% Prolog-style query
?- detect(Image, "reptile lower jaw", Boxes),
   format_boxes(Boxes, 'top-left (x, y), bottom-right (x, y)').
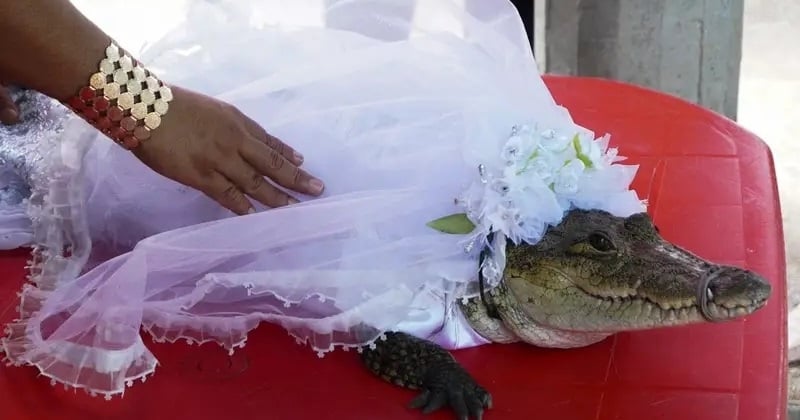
top-left (636, 299), bottom-right (764, 329)
top-left (561, 295), bottom-right (766, 332)
top-left (577, 285), bottom-right (767, 324)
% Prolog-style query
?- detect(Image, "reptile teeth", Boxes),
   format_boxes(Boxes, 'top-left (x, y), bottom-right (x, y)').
top-left (678, 308), bottom-right (689, 319)
top-left (666, 310), bottom-right (677, 323)
top-left (708, 303), bottom-right (723, 318)
top-left (581, 288), bottom-right (757, 320)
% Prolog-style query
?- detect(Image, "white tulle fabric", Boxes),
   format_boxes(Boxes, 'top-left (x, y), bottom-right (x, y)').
top-left (0, 0), bottom-right (644, 398)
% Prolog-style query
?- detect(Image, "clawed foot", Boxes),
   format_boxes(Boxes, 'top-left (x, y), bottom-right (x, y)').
top-left (358, 330), bottom-right (492, 419)
top-left (408, 364), bottom-right (492, 420)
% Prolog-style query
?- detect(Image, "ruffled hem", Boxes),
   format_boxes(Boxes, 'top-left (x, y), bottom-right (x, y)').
top-left (0, 113), bottom-right (168, 398)
top-left (3, 262), bottom-right (403, 399)
top-left (2, 166), bottom-right (471, 397)
top-left (1, 0), bottom-right (646, 400)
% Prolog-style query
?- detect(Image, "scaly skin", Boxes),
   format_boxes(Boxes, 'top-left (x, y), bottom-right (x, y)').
top-left (360, 209), bottom-right (772, 420)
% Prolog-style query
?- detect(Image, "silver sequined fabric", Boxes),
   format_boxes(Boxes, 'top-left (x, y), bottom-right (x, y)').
top-left (0, 87), bottom-right (71, 206)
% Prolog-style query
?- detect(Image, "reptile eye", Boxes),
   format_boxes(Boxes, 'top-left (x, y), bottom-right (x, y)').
top-left (588, 232), bottom-right (615, 252)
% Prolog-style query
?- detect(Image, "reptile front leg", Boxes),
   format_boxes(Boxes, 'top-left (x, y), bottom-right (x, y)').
top-left (360, 331), bottom-right (492, 419)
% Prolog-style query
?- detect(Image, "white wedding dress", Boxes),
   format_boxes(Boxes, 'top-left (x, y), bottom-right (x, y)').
top-left (0, 0), bottom-right (643, 398)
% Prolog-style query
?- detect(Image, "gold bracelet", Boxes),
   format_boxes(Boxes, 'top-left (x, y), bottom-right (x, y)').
top-left (64, 40), bottom-right (173, 150)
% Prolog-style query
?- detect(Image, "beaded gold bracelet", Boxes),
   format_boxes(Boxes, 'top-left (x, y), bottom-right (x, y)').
top-left (64, 40), bottom-right (173, 150)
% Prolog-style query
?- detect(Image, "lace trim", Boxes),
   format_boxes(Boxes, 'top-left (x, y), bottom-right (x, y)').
top-left (0, 117), bottom-right (162, 400)
top-left (3, 116), bottom-right (609, 400)
top-left (141, 273), bottom-right (421, 356)
top-left (1, 127), bottom-right (410, 397)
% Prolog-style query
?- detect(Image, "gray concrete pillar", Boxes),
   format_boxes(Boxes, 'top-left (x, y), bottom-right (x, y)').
top-left (544, 0), bottom-right (744, 120)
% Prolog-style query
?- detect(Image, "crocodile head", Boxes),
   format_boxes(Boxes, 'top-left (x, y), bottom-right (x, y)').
top-left (504, 209), bottom-right (772, 332)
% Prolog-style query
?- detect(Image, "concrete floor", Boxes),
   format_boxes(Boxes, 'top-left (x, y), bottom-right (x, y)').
top-left (737, 0), bottom-right (800, 401)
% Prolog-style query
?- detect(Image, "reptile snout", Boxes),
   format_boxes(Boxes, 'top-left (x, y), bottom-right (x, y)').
top-left (701, 266), bottom-right (772, 311)
top-left (699, 266), bottom-right (772, 320)
top-left (494, 209), bottom-right (774, 334)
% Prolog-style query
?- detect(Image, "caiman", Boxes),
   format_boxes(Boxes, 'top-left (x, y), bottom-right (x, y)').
top-left (0, 89), bottom-right (772, 420)
top-left (360, 208), bottom-right (772, 420)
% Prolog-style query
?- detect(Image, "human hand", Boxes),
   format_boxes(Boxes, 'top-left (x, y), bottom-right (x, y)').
top-left (131, 86), bottom-right (324, 215)
top-left (0, 84), bottom-right (20, 125)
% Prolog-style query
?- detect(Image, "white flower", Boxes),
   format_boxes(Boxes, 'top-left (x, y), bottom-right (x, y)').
top-left (501, 135), bottom-right (524, 163)
top-left (554, 159), bottom-right (584, 195)
top-left (540, 132), bottom-right (570, 153)
top-left (490, 179), bottom-right (511, 195)
top-left (528, 157), bottom-right (554, 183)
top-left (429, 123), bottom-right (637, 251)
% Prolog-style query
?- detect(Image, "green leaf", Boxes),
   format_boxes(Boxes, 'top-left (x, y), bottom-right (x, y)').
top-left (572, 134), bottom-right (594, 169)
top-left (426, 213), bottom-right (476, 234)
top-left (516, 149), bottom-right (540, 175)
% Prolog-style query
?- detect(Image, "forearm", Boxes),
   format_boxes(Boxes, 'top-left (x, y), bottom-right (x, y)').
top-left (0, 0), bottom-right (111, 101)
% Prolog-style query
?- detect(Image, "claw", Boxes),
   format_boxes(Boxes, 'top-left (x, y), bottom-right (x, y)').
top-left (467, 395), bottom-right (486, 419)
top-left (421, 392), bottom-right (447, 414)
top-left (408, 390), bottom-right (430, 409)
top-left (449, 390), bottom-right (468, 419)
top-left (363, 332), bottom-right (491, 419)
top-left (410, 386), bottom-right (492, 419)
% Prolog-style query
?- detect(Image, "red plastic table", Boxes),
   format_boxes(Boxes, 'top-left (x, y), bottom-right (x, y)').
top-left (0, 76), bottom-right (788, 420)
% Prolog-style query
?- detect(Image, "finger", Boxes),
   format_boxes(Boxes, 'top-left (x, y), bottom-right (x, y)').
top-left (204, 173), bottom-right (254, 215)
top-left (0, 86), bottom-right (19, 125)
top-left (223, 158), bottom-right (298, 208)
top-left (237, 110), bottom-right (304, 165)
top-left (240, 136), bottom-right (324, 196)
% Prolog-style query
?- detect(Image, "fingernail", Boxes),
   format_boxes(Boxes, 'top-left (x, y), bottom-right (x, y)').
top-left (307, 179), bottom-right (324, 194)
top-left (293, 151), bottom-right (304, 165)
top-left (288, 197), bottom-right (299, 205)
top-left (247, 207), bottom-right (256, 214)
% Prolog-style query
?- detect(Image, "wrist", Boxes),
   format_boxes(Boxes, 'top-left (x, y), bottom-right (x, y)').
top-left (0, 2), bottom-right (111, 101)
top-left (0, 43), bottom-right (105, 103)
top-left (63, 40), bottom-right (173, 150)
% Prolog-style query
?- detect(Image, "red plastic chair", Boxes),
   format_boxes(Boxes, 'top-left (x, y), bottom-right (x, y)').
top-left (0, 76), bottom-right (788, 420)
